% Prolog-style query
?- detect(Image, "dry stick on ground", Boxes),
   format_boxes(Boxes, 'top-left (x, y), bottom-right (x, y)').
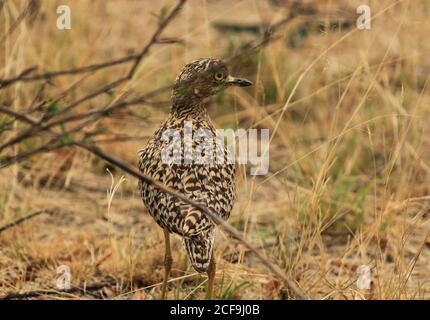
top-left (0, 210), bottom-right (50, 234)
top-left (0, 289), bottom-right (76, 300)
top-left (0, 279), bottom-right (117, 300)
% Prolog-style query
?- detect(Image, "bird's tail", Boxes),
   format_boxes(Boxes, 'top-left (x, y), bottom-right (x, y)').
top-left (182, 228), bottom-right (215, 273)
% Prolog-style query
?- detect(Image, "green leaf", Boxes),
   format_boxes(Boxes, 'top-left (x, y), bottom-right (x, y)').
top-left (94, 125), bottom-right (108, 135)
top-left (219, 280), bottom-right (252, 299)
top-left (159, 5), bottom-right (169, 24)
top-left (0, 115), bottom-right (11, 130)
top-left (58, 133), bottom-right (73, 146)
top-left (47, 100), bottom-right (61, 113)
top-left (150, 5), bottom-right (170, 25)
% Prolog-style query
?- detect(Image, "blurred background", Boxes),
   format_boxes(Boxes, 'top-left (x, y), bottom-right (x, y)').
top-left (0, 0), bottom-right (429, 299)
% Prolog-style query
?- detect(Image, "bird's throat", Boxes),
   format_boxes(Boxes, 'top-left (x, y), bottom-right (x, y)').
top-left (171, 90), bottom-right (211, 118)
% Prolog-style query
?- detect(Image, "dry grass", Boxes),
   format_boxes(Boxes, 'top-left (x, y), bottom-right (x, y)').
top-left (1, 0), bottom-right (430, 299)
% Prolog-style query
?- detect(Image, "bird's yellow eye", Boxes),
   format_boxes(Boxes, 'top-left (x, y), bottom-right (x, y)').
top-left (214, 72), bottom-right (224, 81)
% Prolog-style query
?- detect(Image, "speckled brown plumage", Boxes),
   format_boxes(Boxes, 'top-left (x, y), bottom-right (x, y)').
top-left (138, 58), bottom-right (252, 274)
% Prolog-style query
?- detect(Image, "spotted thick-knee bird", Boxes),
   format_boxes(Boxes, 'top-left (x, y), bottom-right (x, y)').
top-left (138, 58), bottom-right (252, 299)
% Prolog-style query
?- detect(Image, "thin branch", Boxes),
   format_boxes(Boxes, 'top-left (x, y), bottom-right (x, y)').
top-left (40, 92), bottom-right (156, 129)
top-left (0, 83), bottom-right (172, 153)
top-left (0, 0), bottom-right (185, 151)
top-left (0, 0), bottom-right (186, 152)
top-left (126, 0), bottom-right (187, 79)
top-left (0, 55), bottom-right (138, 89)
top-left (226, 14), bottom-right (297, 62)
top-left (0, 107), bottom-right (107, 169)
top-left (73, 141), bottom-right (309, 300)
top-left (0, 0), bottom-right (291, 92)
top-left (0, 279), bottom-right (117, 300)
top-left (0, 139), bottom-right (67, 169)
top-left (0, 0), bottom-right (32, 45)
top-left (0, 0), bottom-right (187, 89)
top-left (225, 3), bottom-right (322, 63)
top-left (0, 289), bottom-right (74, 300)
top-left (0, 210), bottom-right (49, 234)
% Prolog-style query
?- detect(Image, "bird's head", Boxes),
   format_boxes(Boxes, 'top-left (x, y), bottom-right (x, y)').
top-left (172, 58), bottom-right (252, 107)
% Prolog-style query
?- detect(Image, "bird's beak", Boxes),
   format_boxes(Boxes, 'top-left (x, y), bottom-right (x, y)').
top-left (226, 75), bottom-right (253, 87)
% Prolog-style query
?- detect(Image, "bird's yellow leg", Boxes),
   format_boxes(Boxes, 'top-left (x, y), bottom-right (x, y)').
top-left (207, 253), bottom-right (216, 300)
top-left (161, 229), bottom-right (173, 300)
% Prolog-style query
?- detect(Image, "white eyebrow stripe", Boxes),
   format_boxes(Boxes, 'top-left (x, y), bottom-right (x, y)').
top-left (205, 59), bottom-right (211, 70)
top-left (198, 59), bottom-right (206, 68)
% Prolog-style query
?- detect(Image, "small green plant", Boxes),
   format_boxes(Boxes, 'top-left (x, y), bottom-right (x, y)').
top-left (219, 279), bottom-right (252, 300)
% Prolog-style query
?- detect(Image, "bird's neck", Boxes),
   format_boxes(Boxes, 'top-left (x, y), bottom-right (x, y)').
top-left (170, 90), bottom-right (211, 118)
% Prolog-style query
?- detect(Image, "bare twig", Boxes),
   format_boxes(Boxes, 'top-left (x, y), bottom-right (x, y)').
top-left (127, 0), bottom-right (187, 79)
top-left (0, 0), bottom-right (187, 89)
top-left (0, 82), bottom-right (173, 154)
top-left (0, 0), bottom-right (297, 153)
top-left (0, 279), bottom-right (117, 300)
top-left (0, 139), bottom-right (68, 168)
top-left (226, 15), bottom-right (296, 62)
top-left (0, 55), bottom-right (138, 89)
top-left (0, 289), bottom-right (73, 300)
top-left (73, 141), bottom-right (309, 300)
top-left (0, 210), bottom-right (49, 234)
top-left (0, 106), bottom-right (109, 169)
top-left (0, 0), bottom-right (186, 151)
top-left (0, 0), bottom-right (32, 45)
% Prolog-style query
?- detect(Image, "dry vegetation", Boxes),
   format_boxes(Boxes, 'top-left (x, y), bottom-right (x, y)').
top-left (1, 0), bottom-right (430, 300)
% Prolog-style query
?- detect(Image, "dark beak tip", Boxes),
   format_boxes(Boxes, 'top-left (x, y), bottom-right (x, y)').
top-left (240, 80), bottom-right (253, 87)
top-left (235, 78), bottom-right (253, 87)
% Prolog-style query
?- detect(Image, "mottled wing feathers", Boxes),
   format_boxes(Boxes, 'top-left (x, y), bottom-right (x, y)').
top-left (138, 114), bottom-right (236, 272)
